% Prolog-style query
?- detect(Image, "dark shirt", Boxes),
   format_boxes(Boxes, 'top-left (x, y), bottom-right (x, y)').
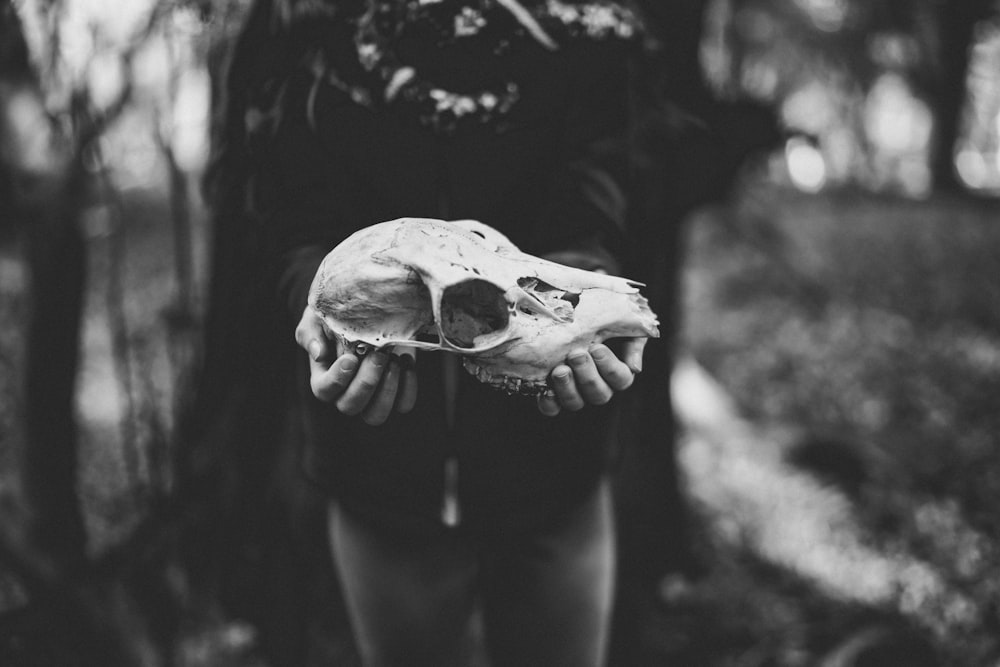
top-left (258, 38), bottom-right (633, 536)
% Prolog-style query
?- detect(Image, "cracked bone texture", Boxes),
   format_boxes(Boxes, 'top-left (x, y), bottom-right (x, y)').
top-left (308, 218), bottom-right (659, 395)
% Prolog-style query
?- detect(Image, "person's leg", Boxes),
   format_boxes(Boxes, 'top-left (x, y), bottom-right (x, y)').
top-left (327, 503), bottom-right (478, 667)
top-left (480, 479), bottom-right (616, 667)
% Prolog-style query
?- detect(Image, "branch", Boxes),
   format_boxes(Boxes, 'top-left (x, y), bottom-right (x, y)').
top-left (75, 0), bottom-right (178, 152)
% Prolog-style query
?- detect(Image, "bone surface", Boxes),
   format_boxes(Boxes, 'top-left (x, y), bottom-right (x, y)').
top-left (308, 218), bottom-right (659, 395)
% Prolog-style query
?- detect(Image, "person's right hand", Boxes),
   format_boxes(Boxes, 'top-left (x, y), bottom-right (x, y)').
top-left (295, 305), bottom-right (417, 425)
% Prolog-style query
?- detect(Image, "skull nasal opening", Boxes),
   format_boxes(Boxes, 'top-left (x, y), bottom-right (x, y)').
top-left (440, 279), bottom-right (510, 349)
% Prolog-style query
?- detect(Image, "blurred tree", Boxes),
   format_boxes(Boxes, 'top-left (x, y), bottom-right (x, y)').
top-left (0, 3), bottom-right (223, 665)
top-left (0, 4), bottom-right (168, 666)
top-left (0, 0), bottom-right (88, 571)
top-left (702, 0), bottom-right (999, 194)
top-left (179, 1), bottom-right (344, 663)
top-left (928, 0), bottom-right (996, 191)
top-left (610, 2), bottom-right (782, 664)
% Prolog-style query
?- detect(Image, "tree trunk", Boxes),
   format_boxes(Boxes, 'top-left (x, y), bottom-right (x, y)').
top-left (23, 185), bottom-right (89, 566)
top-left (610, 3), bottom-right (783, 662)
top-left (930, 0), bottom-right (994, 192)
top-left (0, 0), bottom-right (88, 571)
top-left (176, 3), bottom-right (346, 664)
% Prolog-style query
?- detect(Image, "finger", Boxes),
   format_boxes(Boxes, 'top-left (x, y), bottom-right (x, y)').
top-left (537, 390), bottom-right (561, 417)
top-left (566, 348), bottom-right (613, 406)
top-left (337, 350), bottom-right (390, 416)
top-left (311, 353), bottom-right (359, 402)
top-left (362, 356), bottom-right (401, 425)
top-left (621, 337), bottom-right (647, 374)
top-left (549, 363), bottom-right (585, 411)
top-left (590, 343), bottom-right (634, 392)
top-left (394, 354), bottom-right (418, 414)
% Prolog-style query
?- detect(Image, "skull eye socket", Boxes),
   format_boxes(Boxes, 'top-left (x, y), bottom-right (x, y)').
top-left (439, 279), bottom-right (510, 349)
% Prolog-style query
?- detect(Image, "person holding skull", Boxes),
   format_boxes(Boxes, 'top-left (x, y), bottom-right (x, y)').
top-left (247, 0), bottom-right (654, 664)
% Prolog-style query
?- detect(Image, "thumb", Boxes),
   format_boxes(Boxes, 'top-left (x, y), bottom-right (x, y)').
top-left (295, 307), bottom-right (332, 362)
top-left (621, 338), bottom-right (647, 374)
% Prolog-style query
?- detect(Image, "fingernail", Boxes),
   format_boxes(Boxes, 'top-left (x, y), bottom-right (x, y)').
top-left (308, 340), bottom-right (322, 361)
top-left (553, 368), bottom-right (571, 380)
top-left (568, 350), bottom-right (588, 364)
top-left (629, 358), bottom-right (642, 374)
top-left (590, 345), bottom-right (608, 361)
top-left (341, 356), bottom-right (358, 372)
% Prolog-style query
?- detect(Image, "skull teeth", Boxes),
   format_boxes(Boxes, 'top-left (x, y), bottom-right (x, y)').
top-left (462, 359), bottom-right (549, 396)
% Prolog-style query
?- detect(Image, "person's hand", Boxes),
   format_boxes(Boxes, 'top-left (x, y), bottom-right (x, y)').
top-left (295, 305), bottom-right (417, 425)
top-left (536, 339), bottom-right (646, 417)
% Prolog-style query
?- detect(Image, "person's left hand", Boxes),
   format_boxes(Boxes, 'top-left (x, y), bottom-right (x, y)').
top-left (536, 339), bottom-right (646, 416)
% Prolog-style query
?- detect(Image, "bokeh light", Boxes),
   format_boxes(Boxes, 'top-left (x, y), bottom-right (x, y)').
top-left (786, 136), bottom-right (828, 192)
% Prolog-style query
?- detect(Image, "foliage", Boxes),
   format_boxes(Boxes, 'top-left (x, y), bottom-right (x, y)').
top-left (703, 0), bottom-right (1000, 195)
top-left (682, 179), bottom-right (1000, 665)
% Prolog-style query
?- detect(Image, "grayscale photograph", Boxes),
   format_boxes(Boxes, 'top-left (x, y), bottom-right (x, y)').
top-left (1, 1), bottom-right (999, 665)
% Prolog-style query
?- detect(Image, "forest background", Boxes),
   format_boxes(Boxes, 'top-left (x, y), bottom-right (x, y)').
top-left (2, 0), bottom-right (1000, 665)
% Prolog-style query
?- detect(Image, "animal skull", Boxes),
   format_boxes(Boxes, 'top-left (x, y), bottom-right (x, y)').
top-left (308, 218), bottom-right (659, 395)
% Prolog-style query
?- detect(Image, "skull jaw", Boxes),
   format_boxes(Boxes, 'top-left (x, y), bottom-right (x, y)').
top-left (462, 357), bottom-right (552, 396)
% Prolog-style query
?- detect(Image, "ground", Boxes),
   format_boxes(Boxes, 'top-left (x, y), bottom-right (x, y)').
top-left (670, 182), bottom-right (1000, 666)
